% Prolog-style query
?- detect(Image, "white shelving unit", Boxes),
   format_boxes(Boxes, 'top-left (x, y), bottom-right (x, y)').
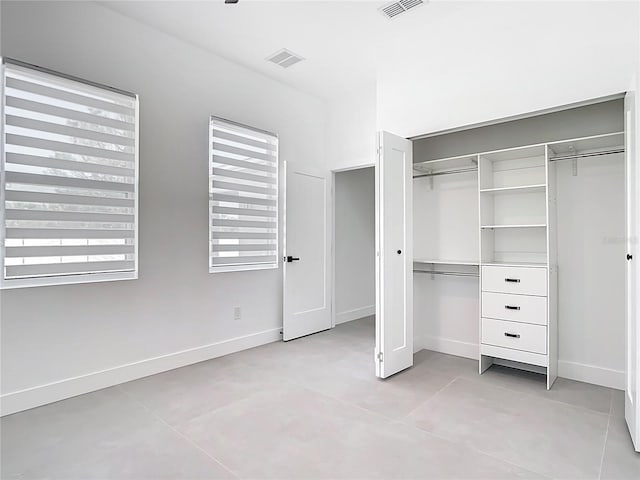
top-left (412, 131), bottom-right (624, 391)
top-left (477, 143), bottom-right (556, 388)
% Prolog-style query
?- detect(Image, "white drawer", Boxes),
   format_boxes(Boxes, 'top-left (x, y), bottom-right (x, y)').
top-left (482, 266), bottom-right (547, 296)
top-left (482, 292), bottom-right (547, 325)
top-left (481, 318), bottom-right (547, 354)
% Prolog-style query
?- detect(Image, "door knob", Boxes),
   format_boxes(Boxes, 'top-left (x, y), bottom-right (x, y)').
top-left (397, 250), bottom-right (402, 255)
top-left (286, 256), bottom-right (300, 263)
top-left (628, 254), bottom-right (633, 261)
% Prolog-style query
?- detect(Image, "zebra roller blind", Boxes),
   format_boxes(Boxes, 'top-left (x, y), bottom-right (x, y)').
top-left (209, 117), bottom-right (279, 272)
top-left (1, 60), bottom-right (138, 287)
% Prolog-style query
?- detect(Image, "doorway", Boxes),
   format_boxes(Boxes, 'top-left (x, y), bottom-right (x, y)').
top-left (332, 166), bottom-right (376, 352)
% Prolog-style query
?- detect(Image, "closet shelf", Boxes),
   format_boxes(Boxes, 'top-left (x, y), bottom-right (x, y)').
top-left (413, 153), bottom-right (478, 175)
top-left (481, 224), bottom-right (547, 229)
top-left (480, 184), bottom-right (546, 195)
top-left (414, 259), bottom-right (479, 266)
top-left (481, 261), bottom-right (548, 268)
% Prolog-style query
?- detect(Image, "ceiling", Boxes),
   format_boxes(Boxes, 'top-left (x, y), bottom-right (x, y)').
top-left (102, 0), bottom-right (639, 112)
top-left (101, 0), bottom-right (470, 100)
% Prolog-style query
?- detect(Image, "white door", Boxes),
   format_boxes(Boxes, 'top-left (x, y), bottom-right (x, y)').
top-left (625, 91), bottom-right (640, 452)
top-left (283, 162), bottom-right (332, 341)
top-left (375, 131), bottom-right (413, 378)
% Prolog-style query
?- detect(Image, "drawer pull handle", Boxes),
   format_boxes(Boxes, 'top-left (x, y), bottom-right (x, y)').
top-left (505, 305), bottom-right (521, 311)
top-left (504, 332), bottom-right (521, 338)
top-left (505, 278), bottom-right (521, 283)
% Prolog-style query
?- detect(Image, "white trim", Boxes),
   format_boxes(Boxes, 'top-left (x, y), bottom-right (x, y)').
top-left (422, 336), bottom-right (478, 360)
top-left (0, 270), bottom-right (138, 290)
top-left (331, 162), bottom-right (376, 174)
top-left (0, 328), bottom-right (281, 417)
top-left (558, 360), bottom-right (624, 391)
top-left (331, 171), bottom-right (336, 328)
top-left (0, 61), bottom-right (6, 289)
top-left (419, 336), bottom-right (624, 390)
top-left (335, 305), bottom-right (375, 325)
top-left (413, 336), bottom-right (423, 354)
top-left (209, 263), bottom-right (278, 274)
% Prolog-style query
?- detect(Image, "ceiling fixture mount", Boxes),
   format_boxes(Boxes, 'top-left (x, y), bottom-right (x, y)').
top-left (224, 0), bottom-right (239, 4)
top-left (379, 0), bottom-right (424, 19)
top-left (266, 49), bottom-right (305, 69)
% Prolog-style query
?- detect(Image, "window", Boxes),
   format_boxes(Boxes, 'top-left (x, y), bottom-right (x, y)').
top-left (1, 59), bottom-right (138, 288)
top-left (209, 117), bottom-right (279, 272)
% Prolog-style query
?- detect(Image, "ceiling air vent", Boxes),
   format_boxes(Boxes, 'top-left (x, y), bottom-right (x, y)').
top-left (379, 0), bottom-right (424, 19)
top-left (266, 49), bottom-right (305, 69)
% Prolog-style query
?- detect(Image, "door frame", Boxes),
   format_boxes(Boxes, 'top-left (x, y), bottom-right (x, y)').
top-left (330, 162), bottom-right (376, 329)
top-left (626, 85), bottom-right (640, 451)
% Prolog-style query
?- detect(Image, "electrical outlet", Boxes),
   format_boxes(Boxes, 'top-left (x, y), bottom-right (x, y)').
top-left (233, 306), bottom-right (241, 321)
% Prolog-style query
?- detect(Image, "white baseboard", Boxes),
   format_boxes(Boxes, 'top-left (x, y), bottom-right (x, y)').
top-left (558, 360), bottom-right (624, 390)
top-left (419, 336), bottom-right (624, 390)
top-left (422, 335), bottom-right (478, 360)
top-left (335, 305), bottom-right (375, 325)
top-left (0, 328), bottom-right (281, 417)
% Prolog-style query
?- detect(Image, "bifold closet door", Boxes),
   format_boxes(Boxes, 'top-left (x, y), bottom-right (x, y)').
top-left (625, 91), bottom-right (640, 452)
top-left (375, 131), bottom-right (413, 378)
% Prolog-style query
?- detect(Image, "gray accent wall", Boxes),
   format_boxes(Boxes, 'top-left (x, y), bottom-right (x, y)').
top-left (413, 99), bottom-right (623, 162)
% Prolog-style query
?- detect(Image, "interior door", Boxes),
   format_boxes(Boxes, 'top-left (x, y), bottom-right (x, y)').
top-left (625, 91), bottom-right (640, 452)
top-left (375, 131), bottom-right (413, 378)
top-left (283, 162), bottom-right (332, 341)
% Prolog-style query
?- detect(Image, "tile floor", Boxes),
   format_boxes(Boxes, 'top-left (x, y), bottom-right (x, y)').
top-left (2, 316), bottom-right (639, 479)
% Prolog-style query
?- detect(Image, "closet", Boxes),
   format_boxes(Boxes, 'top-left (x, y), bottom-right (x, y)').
top-left (410, 131), bottom-right (626, 389)
top-left (375, 95), bottom-right (640, 449)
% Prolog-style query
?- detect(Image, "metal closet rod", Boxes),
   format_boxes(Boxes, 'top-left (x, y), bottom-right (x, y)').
top-left (549, 148), bottom-right (624, 162)
top-left (413, 270), bottom-right (479, 277)
top-left (413, 167), bottom-right (478, 178)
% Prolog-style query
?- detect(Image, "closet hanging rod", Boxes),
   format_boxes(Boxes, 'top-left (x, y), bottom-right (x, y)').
top-left (413, 270), bottom-right (479, 277)
top-left (413, 167), bottom-right (478, 178)
top-left (549, 148), bottom-right (624, 162)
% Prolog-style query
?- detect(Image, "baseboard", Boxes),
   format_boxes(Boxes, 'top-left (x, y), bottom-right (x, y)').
top-left (419, 337), bottom-right (624, 390)
top-left (335, 305), bottom-right (375, 325)
top-left (558, 360), bottom-right (624, 390)
top-left (422, 335), bottom-right (477, 360)
top-left (0, 328), bottom-right (281, 417)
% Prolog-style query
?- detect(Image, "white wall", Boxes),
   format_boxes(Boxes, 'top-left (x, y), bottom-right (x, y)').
top-left (325, 82), bottom-right (376, 171)
top-left (334, 167), bottom-right (375, 324)
top-left (377, 1), bottom-right (639, 138)
top-left (555, 153), bottom-right (626, 388)
top-left (0, 1), bottom-right (326, 415)
top-left (413, 172), bottom-right (480, 358)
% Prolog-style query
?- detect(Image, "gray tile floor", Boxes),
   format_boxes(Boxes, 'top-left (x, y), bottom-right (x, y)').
top-left (2, 316), bottom-right (639, 479)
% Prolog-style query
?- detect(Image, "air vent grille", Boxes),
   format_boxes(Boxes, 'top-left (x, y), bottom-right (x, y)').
top-left (379, 0), bottom-right (424, 19)
top-left (266, 49), bottom-right (305, 69)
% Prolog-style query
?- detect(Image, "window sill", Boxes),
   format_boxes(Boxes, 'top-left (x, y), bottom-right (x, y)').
top-left (0, 271), bottom-right (138, 290)
top-left (209, 264), bottom-right (279, 274)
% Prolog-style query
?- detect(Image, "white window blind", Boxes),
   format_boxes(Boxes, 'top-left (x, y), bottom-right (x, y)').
top-left (1, 60), bottom-right (138, 288)
top-left (209, 117), bottom-right (279, 272)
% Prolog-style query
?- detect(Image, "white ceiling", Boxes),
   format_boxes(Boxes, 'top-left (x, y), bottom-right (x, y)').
top-left (103, 0), bottom-right (639, 111)
top-left (101, 0), bottom-right (468, 100)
